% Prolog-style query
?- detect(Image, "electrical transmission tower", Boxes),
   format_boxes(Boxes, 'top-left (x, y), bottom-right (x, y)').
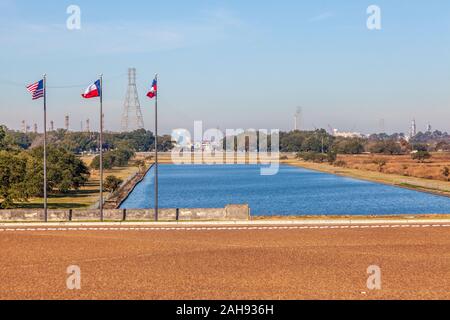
top-left (122, 68), bottom-right (145, 132)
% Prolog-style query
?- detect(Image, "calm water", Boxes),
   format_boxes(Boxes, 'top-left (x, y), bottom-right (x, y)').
top-left (120, 165), bottom-right (450, 216)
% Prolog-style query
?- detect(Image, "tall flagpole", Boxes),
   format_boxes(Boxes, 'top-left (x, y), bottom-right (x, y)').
top-left (154, 74), bottom-right (159, 222)
top-left (43, 74), bottom-right (48, 223)
top-left (99, 74), bottom-right (104, 222)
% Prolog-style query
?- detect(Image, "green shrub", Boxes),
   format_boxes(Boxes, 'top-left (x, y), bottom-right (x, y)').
top-left (104, 176), bottom-right (123, 193)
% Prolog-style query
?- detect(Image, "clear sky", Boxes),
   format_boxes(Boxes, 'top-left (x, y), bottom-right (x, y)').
top-left (1, 0), bottom-right (450, 134)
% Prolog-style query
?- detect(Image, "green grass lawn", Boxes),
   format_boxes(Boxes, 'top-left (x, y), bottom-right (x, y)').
top-left (13, 157), bottom-right (141, 210)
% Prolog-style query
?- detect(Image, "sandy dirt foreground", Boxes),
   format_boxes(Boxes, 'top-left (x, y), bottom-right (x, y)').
top-left (0, 225), bottom-right (450, 300)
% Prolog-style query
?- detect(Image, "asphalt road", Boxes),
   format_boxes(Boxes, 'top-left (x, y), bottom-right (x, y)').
top-left (1, 224), bottom-right (450, 300)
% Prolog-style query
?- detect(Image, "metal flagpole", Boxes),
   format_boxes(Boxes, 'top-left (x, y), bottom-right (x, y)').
top-left (154, 74), bottom-right (159, 222)
top-left (43, 74), bottom-right (48, 223)
top-left (99, 75), bottom-right (104, 222)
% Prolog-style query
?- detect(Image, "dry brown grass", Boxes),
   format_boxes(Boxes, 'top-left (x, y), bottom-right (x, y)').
top-left (282, 153), bottom-right (450, 197)
top-left (336, 153), bottom-right (450, 182)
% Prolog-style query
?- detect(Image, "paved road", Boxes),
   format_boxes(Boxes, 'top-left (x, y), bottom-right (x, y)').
top-left (1, 224), bottom-right (450, 300)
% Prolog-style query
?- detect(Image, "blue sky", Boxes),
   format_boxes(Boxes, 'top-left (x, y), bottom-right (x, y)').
top-left (1, 0), bottom-right (450, 134)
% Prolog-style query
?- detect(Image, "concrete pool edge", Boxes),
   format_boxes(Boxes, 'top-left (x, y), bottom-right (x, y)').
top-left (2, 216), bottom-right (450, 228)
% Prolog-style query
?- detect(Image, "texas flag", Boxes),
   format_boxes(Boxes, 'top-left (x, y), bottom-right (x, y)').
top-left (146, 78), bottom-right (157, 99)
top-left (82, 80), bottom-right (101, 99)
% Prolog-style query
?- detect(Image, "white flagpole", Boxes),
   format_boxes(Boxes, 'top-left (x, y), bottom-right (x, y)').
top-left (43, 74), bottom-right (48, 222)
top-left (99, 75), bottom-right (104, 222)
top-left (154, 74), bottom-right (159, 222)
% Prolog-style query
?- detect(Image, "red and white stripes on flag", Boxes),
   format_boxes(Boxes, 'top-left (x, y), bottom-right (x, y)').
top-left (147, 78), bottom-right (157, 99)
top-left (26, 79), bottom-right (44, 100)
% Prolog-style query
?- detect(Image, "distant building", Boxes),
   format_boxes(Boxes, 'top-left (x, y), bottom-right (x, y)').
top-left (65, 115), bottom-right (70, 131)
top-left (194, 140), bottom-right (221, 152)
top-left (332, 129), bottom-right (365, 139)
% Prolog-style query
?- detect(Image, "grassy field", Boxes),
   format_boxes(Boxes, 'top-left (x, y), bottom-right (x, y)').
top-left (16, 155), bottom-right (147, 210)
top-left (335, 153), bottom-right (450, 181)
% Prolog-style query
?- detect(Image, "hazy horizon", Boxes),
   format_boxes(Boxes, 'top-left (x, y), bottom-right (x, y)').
top-left (1, 0), bottom-right (450, 135)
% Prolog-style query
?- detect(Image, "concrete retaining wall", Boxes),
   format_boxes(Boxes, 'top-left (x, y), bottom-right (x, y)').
top-left (0, 205), bottom-right (250, 222)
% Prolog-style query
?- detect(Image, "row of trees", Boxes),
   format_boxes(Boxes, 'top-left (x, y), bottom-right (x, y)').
top-left (278, 130), bottom-right (449, 155)
top-left (217, 129), bottom-right (440, 165)
top-left (90, 146), bottom-right (136, 170)
top-left (0, 127), bottom-right (174, 154)
top-left (0, 126), bottom-right (36, 151)
top-left (218, 129), bottom-right (448, 157)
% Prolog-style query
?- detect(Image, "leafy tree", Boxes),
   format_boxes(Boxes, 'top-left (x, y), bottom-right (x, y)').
top-left (90, 146), bottom-right (135, 170)
top-left (411, 144), bottom-right (428, 152)
top-left (157, 135), bottom-right (176, 152)
top-left (412, 151), bottom-right (432, 163)
top-left (104, 175), bottom-right (123, 193)
top-left (4, 131), bottom-right (34, 150)
top-left (369, 140), bottom-right (402, 155)
top-left (327, 150), bottom-right (337, 164)
top-left (90, 153), bottom-right (114, 170)
top-left (135, 160), bottom-right (147, 173)
top-left (279, 131), bottom-right (306, 152)
top-left (28, 146), bottom-right (90, 194)
top-left (297, 152), bottom-right (327, 163)
top-left (332, 138), bottom-right (365, 154)
top-left (0, 126), bottom-right (6, 150)
top-left (435, 141), bottom-right (450, 152)
top-left (0, 151), bottom-right (29, 208)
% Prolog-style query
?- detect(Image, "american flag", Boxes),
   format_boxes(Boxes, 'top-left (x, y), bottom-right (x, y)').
top-left (26, 79), bottom-right (44, 100)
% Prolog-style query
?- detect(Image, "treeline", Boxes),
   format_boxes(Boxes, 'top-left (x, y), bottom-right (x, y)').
top-left (1, 127), bottom-right (174, 154)
top-left (221, 130), bottom-right (448, 166)
top-left (280, 130), bottom-right (450, 155)
top-left (221, 129), bottom-right (445, 155)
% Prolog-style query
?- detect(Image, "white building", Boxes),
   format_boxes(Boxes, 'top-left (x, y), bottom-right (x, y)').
top-left (332, 129), bottom-right (365, 139)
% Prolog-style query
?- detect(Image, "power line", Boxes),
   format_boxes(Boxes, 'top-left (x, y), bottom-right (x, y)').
top-left (0, 73), bottom-right (126, 89)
